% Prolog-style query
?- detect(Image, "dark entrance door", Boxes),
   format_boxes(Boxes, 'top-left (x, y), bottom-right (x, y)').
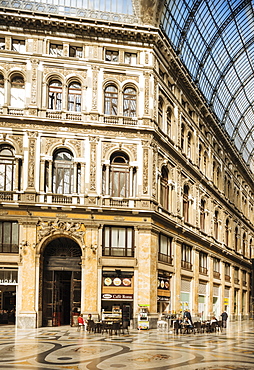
top-left (42, 237), bottom-right (81, 327)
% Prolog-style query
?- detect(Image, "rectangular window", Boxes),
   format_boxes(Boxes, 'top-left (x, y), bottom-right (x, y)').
top-left (49, 43), bottom-right (63, 56)
top-left (234, 268), bottom-right (239, 284)
top-left (105, 50), bottom-right (119, 62)
top-left (0, 38), bottom-right (5, 50)
top-left (213, 258), bottom-right (220, 279)
top-left (12, 39), bottom-right (25, 53)
top-left (69, 45), bottom-right (83, 58)
top-left (159, 234), bottom-right (172, 264)
top-left (103, 226), bottom-right (134, 257)
top-left (199, 252), bottom-right (208, 274)
top-left (181, 244), bottom-right (192, 270)
top-left (225, 263), bottom-right (230, 282)
top-left (124, 52), bottom-right (137, 64)
top-left (0, 221), bottom-right (19, 253)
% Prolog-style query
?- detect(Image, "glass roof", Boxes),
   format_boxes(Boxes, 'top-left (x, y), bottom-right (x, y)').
top-left (161, 0), bottom-right (254, 173)
top-left (1, 0), bottom-right (137, 23)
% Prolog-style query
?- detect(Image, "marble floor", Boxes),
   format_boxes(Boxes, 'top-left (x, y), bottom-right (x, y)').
top-left (0, 320), bottom-right (254, 370)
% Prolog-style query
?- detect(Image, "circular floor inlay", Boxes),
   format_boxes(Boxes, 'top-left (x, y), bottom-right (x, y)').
top-left (57, 357), bottom-right (73, 360)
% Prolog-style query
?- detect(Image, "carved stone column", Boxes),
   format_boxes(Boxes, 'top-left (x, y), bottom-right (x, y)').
top-left (83, 222), bottom-right (99, 317)
top-left (136, 226), bottom-right (158, 328)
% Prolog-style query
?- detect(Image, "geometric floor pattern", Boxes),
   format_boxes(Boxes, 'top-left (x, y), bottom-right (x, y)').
top-left (0, 320), bottom-right (254, 369)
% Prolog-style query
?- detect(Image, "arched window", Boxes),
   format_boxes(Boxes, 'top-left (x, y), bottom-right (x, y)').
top-left (68, 82), bottom-right (81, 112)
top-left (0, 145), bottom-right (15, 191)
top-left (10, 75), bottom-right (25, 107)
top-left (199, 145), bottom-right (202, 168)
top-left (123, 86), bottom-right (137, 117)
top-left (242, 233), bottom-right (246, 256)
top-left (203, 151), bottom-right (208, 176)
top-left (183, 184), bottom-right (189, 222)
top-left (160, 166), bottom-right (169, 210)
top-left (158, 97), bottom-right (163, 129)
top-left (234, 226), bottom-right (238, 251)
top-left (187, 131), bottom-right (192, 158)
top-left (181, 124), bottom-right (185, 150)
top-left (104, 85), bottom-right (118, 115)
top-left (166, 107), bottom-right (172, 136)
top-left (214, 210), bottom-right (219, 240)
top-left (52, 149), bottom-right (74, 194)
top-left (48, 79), bottom-right (62, 110)
top-left (200, 199), bottom-right (205, 231)
top-left (109, 151), bottom-right (131, 197)
top-left (225, 218), bottom-right (229, 246)
top-left (0, 74), bottom-right (4, 106)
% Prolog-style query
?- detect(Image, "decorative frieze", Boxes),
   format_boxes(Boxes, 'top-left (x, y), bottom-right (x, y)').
top-left (37, 218), bottom-right (85, 244)
top-left (68, 139), bottom-right (82, 157)
top-left (89, 137), bottom-right (97, 191)
top-left (9, 135), bottom-right (24, 154)
top-left (27, 132), bottom-right (37, 189)
top-left (143, 147), bottom-right (149, 194)
top-left (31, 59), bottom-right (39, 105)
top-left (102, 142), bottom-right (116, 159)
top-left (92, 66), bottom-right (99, 111)
top-left (104, 73), bottom-right (139, 83)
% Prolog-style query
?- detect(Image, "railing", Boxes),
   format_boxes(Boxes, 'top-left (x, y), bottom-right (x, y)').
top-left (158, 253), bottom-right (173, 265)
top-left (66, 112), bottom-right (82, 121)
top-left (8, 108), bottom-right (24, 116)
top-left (104, 116), bottom-right (120, 124)
top-left (181, 260), bottom-right (192, 270)
top-left (213, 271), bottom-right (220, 279)
top-left (104, 116), bottom-right (138, 125)
top-left (102, 247), bottom-right (135, 257)
top-left (199, 266), bottom-right (208, 275)
top-left (46, 111), bottom-right (62, 119)
top-left (0, 191), bottom-right (20, 201)
top-left (52, 194), bottom-right (73, 204)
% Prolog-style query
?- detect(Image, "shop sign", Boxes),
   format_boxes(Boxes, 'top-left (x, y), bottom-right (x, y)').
top-left (157, 296), bottom-right (170, 301)
top-left (103, 276), bottom-right (132, 287)
top-left (157, 276), bottom-right (170, 290)
top-left (102, 293), bottom-right (133, 300)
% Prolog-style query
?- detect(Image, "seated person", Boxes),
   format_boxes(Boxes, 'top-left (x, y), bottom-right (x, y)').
top-left (77, 315), bottom-right (84, 331)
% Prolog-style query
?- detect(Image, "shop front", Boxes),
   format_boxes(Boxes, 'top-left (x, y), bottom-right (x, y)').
top-left (0, 268), bottom-right (18, 324)
top-left (101, 269), bottom-right (134, 325)
top-left (157, 273), bottom-right (171, 318)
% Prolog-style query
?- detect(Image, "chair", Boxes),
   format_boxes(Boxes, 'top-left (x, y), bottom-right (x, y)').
top-left (217, 320), bottom-right (223, 332)
top-left (120, 320), bottom-right (129, 334)
top-left (87, 320), bottom-right (95, 333)
top-left (109, 322), bottom-right (120, 335)
top-left (193, 321), bottom-right (202, 334)
top-left (173, 320), bottom-right (181, 334)
top-left (210, 322), bottom-right (217, 333)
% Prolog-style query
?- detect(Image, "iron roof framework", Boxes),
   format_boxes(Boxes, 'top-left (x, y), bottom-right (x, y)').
top-left (161, 0), bottom-right (254, 173)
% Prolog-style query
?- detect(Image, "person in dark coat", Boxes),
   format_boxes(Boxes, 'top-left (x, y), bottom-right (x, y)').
top-left (184, 309), bottom-right (193, 325)
top-left (221, 311), bottom-right (228, 328)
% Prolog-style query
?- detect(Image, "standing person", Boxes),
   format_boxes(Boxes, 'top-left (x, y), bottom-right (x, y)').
top-left (184, 309), bottom-right (193, 325)
top-left (221, 311), bottom-right (228, 328)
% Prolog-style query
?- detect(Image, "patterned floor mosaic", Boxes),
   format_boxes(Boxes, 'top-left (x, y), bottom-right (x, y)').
top-left (0, 320), bottom-right (253, 369)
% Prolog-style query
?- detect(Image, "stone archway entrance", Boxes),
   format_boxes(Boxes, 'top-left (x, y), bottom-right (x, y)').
top-left (42, 237), bottom-right (82, 327)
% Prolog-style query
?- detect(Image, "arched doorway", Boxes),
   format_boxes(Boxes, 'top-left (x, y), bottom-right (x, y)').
top-left (42, 237), bottom-right (82, 327)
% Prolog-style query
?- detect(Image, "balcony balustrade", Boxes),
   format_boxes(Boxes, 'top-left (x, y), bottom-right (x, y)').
top-left (213, 271), bottom-right (220, 279)
top-left (181, 260), bottom-right (192, 270)
top-left (199, 266), bottom-right (208, 275)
